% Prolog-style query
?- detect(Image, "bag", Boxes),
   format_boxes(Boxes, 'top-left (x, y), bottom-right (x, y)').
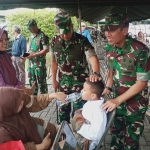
top-left (0, 140), bottom-right (25, 150)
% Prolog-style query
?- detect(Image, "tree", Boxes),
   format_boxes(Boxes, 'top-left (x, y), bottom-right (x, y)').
top-left (6, 9), bottom-right (57, 41)
top-left (6, 9), bottom-right (80, 42)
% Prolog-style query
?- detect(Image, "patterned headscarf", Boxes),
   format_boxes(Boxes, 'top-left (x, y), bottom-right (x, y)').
top-left (0, 29), bottom-right (18, 86)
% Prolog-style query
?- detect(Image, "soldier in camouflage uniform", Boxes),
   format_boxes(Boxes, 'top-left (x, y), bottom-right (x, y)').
top-left (26, 19), bottom-right (49, 95)
top-left (102, 13), bottom-right (150, 150)
top-left (50, 11), bottom-right (100, 124)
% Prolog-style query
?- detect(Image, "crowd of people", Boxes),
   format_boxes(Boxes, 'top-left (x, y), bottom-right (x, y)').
top-left (0, 11), bottom-right (150, 150)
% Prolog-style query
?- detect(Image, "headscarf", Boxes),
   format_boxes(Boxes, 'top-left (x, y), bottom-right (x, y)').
top-left (0, 29), bottom-right (18, 86)
top-left (0, 87), bottom-right (42, 144)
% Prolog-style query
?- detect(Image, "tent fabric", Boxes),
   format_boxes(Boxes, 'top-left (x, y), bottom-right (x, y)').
top-left (0, 0), bottom-right (150, 23)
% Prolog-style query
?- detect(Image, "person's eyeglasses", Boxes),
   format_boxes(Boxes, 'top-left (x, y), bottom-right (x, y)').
top-left (81, 25), bottom-right (85, 27)
top-left (0, 38), bottom-right (9, 42)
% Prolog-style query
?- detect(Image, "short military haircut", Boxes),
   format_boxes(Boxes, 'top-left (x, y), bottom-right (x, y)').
top-left (12, 25), bottom-right (21, 33)
top-left (85, 80), bottom-right (105, 98)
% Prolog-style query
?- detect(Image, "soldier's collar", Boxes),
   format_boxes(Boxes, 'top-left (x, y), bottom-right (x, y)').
top-left (114, 38), bottom-right (132, 55)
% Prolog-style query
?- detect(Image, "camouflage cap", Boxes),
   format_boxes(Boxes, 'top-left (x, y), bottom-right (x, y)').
top-left (54, 11), bottom-right (72, 34)
top-left (105, 13), bottom-right (128, 31)
top-left (26, 19), bottom-right (37, 30)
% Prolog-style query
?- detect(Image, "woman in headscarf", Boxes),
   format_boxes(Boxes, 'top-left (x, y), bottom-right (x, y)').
top-left (0, 87), bottom-right (67, 150)
top-left (0, 29), bottom-right (34, 94)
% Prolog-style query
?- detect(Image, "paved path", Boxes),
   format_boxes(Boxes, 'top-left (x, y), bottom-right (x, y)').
top-left (27, 40), bottom-right (150, 150)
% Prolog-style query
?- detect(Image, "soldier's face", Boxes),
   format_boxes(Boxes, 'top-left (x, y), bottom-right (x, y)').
top-left (29, 25), bottom-right (38, 34)
top-left (60, 27), bottom-right (73, 41)
top-left (105, 27), bottom-right (128, 47)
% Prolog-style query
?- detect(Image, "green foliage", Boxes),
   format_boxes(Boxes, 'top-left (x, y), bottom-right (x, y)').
top-left (5, 9), bottom-right (87, 42)
top-left (71, 16), bottom-right (79, 32)
top-left (6, 9), bottom-right (57, 41)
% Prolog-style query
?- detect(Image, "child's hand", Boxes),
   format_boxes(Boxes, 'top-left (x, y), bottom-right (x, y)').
top-left (41, 133), bottom-right (51, 149)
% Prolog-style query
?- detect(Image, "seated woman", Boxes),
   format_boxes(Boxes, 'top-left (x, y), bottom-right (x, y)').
top-left (0, 87), bottom-right (67, 150)
top-left (0, 29), bottom-right (34, 94)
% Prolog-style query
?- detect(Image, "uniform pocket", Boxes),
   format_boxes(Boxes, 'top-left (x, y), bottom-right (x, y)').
top-left (121, 57), bottom-right (136, 76)
top-left (69, 44), bottom-right (83, 61)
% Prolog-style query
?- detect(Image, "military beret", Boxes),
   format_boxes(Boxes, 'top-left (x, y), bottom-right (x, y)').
top-left (54, 11), bottom-right (72, 34)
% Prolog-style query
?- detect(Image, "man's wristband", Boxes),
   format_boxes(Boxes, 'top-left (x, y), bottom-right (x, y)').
top-left (105, 86), bottom-right (112, 92)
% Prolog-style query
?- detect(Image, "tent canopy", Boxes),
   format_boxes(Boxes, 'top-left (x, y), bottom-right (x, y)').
top-left (1, 0), bottom-right (150, 23)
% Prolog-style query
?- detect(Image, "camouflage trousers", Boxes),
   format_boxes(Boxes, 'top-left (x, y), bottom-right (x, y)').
top-left (28, 67), bottom-right (48, 95)
top-left (71, 109), bottom-right (87, 149)
top-left (58, 98), bottom-right (86, 124)
top-left (110, 96), bottom-right (148, 150)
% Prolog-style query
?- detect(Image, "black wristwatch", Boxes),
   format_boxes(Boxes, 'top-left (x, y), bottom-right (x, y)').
top-left (93, 72), bottom-right (101, 77)
top-left (105, 86), bottom-right (113, 92)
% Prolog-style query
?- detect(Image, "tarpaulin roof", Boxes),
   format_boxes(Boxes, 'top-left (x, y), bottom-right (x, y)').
top-left (0, 0), bottom-right (150, 23)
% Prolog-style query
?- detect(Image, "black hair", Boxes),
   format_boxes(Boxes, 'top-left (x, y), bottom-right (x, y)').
top-left (120, 21), bottom-right (129, 30)
top-left (85, 80), bottom-right (105, 98)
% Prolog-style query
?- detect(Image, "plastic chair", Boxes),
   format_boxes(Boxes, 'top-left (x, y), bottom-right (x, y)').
top-left (51, 120), bottom-right (82, 150)
top-left (94, 109), bottom-right (116, 150)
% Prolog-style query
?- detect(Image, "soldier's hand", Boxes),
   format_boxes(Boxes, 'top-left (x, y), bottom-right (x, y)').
top-left (102, 88), bottom-right (111, 95)
top-left (52, 80), bottom-right (59, 92)
top-left (20, 57), bottom-right (26, 63)
top-left (87, 74), bottom-right (101, 82)
top-left (102, 99), bottom-right (120, 113)
top-left (27, 53), bottom-right (36, 59)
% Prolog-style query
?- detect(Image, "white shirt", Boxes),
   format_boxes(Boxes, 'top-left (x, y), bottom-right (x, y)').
top-left (77, 98), bottom-right (107, 150)
top-left (14, 34), bottom-right (21, 40)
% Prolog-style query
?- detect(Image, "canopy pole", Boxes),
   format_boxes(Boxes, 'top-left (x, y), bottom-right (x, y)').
top-left (126, 7), bottom-right (127, 13)
top-left (78, 0), bottom-right (82, 34)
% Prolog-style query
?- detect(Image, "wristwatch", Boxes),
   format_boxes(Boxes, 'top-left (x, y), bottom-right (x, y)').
top-left (105, 86), bottom-right (113, 92)
top-left (93, 72), bottom-right (101, 77)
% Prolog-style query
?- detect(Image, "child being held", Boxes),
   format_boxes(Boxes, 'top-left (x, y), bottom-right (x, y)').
top-left (71, 80), bottom-right (107, 150)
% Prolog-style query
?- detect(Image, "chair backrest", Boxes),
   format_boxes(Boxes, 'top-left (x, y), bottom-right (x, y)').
top-left (51, 121), bottom-right (82, 150)
top-left (95, 109), bottom-right (116, 150)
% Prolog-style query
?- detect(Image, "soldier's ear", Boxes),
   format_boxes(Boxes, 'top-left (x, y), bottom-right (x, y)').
top-left (123, 27), bottom-right (128, 35)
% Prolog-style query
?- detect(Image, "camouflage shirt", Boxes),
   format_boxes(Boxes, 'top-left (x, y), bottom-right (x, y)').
top-left (106, 38), bottom-right (150, 98)
top-left (50, 32), bottom-right (96, 92)
top-left (28, 29), bottom-right (49, 68)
